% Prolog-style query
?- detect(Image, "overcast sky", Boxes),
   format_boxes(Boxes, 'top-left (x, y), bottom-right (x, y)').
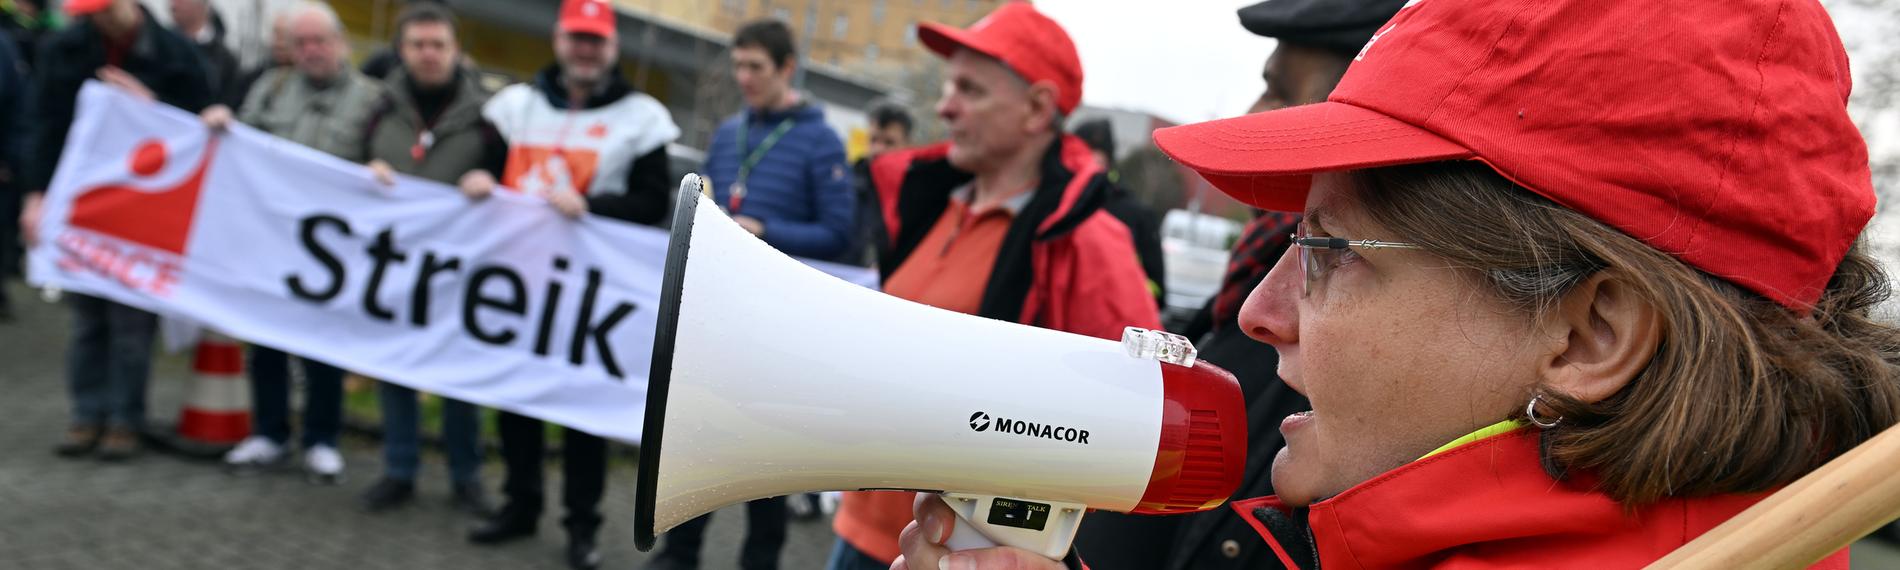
top-left (1037, 0), bottom-right (1278, 125)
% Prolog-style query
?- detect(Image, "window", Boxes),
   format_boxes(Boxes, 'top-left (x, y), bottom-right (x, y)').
top-left (864, 44), bottom-right (880, 63)
top-left (904, 20), bottom-right (918, 46)
top-left (721, 0), bottom-right (742, 16)
top-left (834, 13), bottom-right (849, 39)
top-left (872, 0), bottom-right (886, 24)
top-left (966, 0), bottom-right (978, 12)
top-left (772, 7), bottom-right (792, 23)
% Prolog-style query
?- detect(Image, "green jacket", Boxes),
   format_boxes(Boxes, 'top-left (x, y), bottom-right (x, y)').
top-left (364, 68), bottom-right (503, 185)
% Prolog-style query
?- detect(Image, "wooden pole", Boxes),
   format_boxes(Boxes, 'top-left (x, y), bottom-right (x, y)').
top-left (1648, 423), bottom-right (1900, 568)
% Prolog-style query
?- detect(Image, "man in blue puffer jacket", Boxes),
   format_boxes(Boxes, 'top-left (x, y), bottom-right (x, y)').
top-left (699, 19), bottom-right (855, 264)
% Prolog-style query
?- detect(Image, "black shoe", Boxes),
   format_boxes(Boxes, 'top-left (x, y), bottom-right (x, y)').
top-left (567, 533), bottom-right (601, 570)
top-left (641, 553), bottom-right (695, 570)
top-left (451, 480), bottom-right (491, 516)
top-left (468, 505), bottom-right (538, 545)
top-left (359, 477), bottom-right (415, 512)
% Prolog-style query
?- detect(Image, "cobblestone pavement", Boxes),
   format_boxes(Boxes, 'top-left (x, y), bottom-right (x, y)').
top-left (5, 281), bottom-right (1900, 569)
top-left (0, 283), bottom-right (838, 570)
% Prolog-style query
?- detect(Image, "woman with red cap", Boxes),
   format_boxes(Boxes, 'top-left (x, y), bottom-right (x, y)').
top-left (894, 0), bottom-right (1900, 568)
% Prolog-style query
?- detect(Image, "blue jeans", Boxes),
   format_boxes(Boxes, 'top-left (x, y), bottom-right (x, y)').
top-left (825, 537), bottom-right (890, 570)
top-left (249, 345), bottom-right (343, 448)
top-left (377, 381), bottom-right (482, 484)
top-left (65, 294), bottom-right (156, 429)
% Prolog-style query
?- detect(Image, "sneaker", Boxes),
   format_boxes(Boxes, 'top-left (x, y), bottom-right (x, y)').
top-left (359, 477), bottom-right (414, 512)
top-left (818, 491), bottom-right (841, 516)
top-left (304, 444), bottom-right (345, 485)
top-left (223, 435), bottom-right (287, 473)
top-left (567, 532), bottom-right (601, 570)
top-left (451, 480), bottom-right (492, 516)
top-left (787, 492), bottom-right (818, 520)
top-left (96, 427), bottom-right (140, 461)
top-left (54, 425), bottom-right (102, 458)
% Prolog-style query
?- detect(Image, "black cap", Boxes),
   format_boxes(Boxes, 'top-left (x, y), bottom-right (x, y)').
top-left (1072, 119), bottom-right (1115, 158)
top-left (1237, 0), bottom-right (1409, 56)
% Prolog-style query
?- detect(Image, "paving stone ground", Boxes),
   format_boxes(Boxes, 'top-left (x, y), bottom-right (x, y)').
top-left (0, 282), bottom-right (837, 570)
top-left (4, 281), bottom-right (1899, 569)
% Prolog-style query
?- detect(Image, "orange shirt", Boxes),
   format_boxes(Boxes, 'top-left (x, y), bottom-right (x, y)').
top-left (834, 187), bottom-right (1023, 563)
top-left (880, 196), bottom-right (1015, 313)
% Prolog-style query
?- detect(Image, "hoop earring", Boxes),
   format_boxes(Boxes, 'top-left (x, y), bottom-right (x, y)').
top-left (1526, 394), bottom-right (1563, 429)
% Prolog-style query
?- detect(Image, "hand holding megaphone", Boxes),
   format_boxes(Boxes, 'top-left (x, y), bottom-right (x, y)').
top-left (636, 174), bottom-right (1248, 561)
top-left (897, 493), bottom-right (1068, 569)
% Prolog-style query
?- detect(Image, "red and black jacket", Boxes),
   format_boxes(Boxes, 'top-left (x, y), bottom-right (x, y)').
top-left (870, 135), bottom-right (1160, 339)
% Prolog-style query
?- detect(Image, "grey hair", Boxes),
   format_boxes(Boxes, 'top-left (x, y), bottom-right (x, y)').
top-left (280, 1), bottom-right (345, 37)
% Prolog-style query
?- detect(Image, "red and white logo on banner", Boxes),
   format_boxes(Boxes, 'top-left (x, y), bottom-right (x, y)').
top-left (54, 137), bottom-right (219, 297)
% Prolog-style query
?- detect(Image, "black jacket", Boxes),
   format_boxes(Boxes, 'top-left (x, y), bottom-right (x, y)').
top-left (519, 64), bottom-right (671, 227)
top-left (1101, 181), bottom-right (1167, 303)
top-left (0, 30), bottom-right (28, 186)
top-left (1072, 242), bottom-right (1305, 570)
top-left (24, 6), bottom-right (213, 192)
top-left (181, 10), bottom-right (241, 107)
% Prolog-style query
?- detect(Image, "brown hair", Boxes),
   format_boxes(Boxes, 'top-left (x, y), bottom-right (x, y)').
top-left (394, 3), bottom-right (457, 45)
top-left (1351, 161), bottom-right (1900, 505)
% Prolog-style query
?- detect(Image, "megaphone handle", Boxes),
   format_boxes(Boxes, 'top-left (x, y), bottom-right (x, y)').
top-left (938, 493), bottom-right (1087, 560)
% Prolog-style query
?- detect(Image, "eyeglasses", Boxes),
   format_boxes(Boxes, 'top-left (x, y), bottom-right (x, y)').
top-left (1290, 232), bottom-right (1424, 298)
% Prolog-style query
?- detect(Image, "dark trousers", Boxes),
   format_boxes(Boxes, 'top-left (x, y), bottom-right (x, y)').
top-left (249, 345), bottom-right (344, 448)
top-left (656, 496), bottom-right (789, 570)
top-left (0, 182), bottom-right (19, 307)
top-left (65, 294), bottom-right (157, 429)
top-left (496, 410), bottom-right (606, 537)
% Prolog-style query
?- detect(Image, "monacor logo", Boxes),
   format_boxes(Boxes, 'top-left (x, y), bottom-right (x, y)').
top-left (970, 411), bottom-right (1089, 444)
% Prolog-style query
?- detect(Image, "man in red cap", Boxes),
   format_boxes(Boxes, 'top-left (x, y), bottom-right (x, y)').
top-left (827, 3), bottom-right (1161, 568)
top-left (463, 1), bottom-right (678, 569)
top-left (19, 0), bottom-right (211, 461)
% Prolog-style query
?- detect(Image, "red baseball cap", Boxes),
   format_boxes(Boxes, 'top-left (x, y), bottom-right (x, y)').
top-left (558, 0), bottom-right (617, 40)
top-left (918, 2), bottom-right (1084, 115)
top-left (65, 0), bottom-right (111, 16)
top-left (1154, 0), bottom-right (1873, 311)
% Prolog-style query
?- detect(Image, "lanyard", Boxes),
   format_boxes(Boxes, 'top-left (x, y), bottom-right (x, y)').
top-left (730, 116), bottom-right (796, 212)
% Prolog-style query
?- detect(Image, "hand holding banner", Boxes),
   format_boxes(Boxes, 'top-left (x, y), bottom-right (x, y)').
top-left (29, 83), bottom-right (874, 443)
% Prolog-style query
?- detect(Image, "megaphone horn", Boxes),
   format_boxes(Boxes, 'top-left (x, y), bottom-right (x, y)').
top-left (636, 174), bottom-right (1247, 558)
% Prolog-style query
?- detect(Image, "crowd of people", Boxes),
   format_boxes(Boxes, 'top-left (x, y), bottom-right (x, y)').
top-left (3, 0), bottom-right (1898, 569)
top-left (2, 0), bottom-right (1169, 568)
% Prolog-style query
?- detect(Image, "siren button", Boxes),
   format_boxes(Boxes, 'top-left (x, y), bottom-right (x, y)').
top-left (1122, 327), bottom-right (1197, 367)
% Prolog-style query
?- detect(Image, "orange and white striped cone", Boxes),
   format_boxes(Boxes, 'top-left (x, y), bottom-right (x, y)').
top-left (175, 330), bottom-right (251, 445)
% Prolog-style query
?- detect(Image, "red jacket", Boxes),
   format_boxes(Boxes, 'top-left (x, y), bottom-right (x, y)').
top-left (836, 136), bottom-right (1163, 563)
top-left (1232, 429), bottom-right (1850, 569)
top-left (869, 136), bottom-right (1160, 340)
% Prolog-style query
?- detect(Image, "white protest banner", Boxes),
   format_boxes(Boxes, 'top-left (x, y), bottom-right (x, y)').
top-left (28, 83), bottom-right (876, 443)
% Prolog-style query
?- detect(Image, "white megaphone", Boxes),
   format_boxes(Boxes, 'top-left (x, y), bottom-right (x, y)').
top-left (635, 174), bottom-right (1247, 559)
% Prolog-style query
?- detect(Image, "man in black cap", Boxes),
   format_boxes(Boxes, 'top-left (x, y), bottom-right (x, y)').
top-left (1068, 1), bottom-right (1405, 568)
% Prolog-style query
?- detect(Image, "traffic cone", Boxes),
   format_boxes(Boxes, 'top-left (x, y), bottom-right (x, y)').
top-left (176, 330), bottom-right (251, 446)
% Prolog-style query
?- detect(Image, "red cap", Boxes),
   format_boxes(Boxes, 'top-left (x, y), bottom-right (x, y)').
top-left (919, 2), bottom-right (1084, 115)
top-left (1154, 0), bottom-right (1873, 311)
top-left (558, 0), bottom-right (617, 39)
top-left (65, 0), bottom-right (111, 16)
